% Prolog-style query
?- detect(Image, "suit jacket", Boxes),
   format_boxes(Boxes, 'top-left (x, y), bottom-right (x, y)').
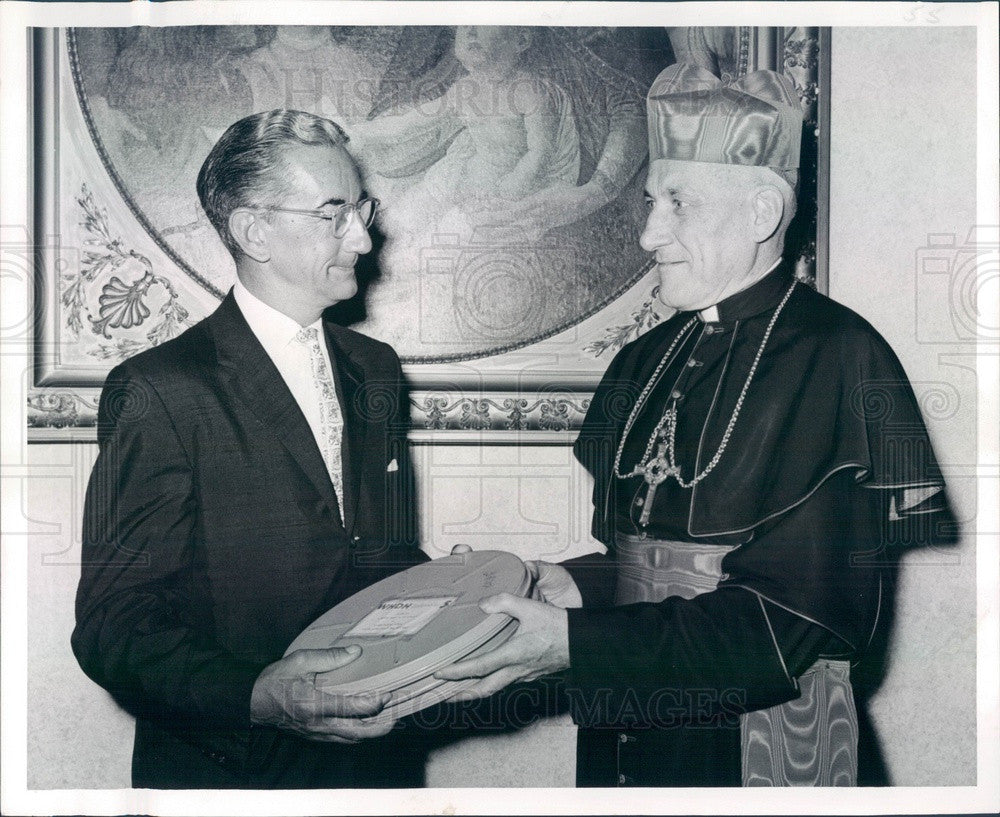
top-left (72, 292), bottom-right (428, 788)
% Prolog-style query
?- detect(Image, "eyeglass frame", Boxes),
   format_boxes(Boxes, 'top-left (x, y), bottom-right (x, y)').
top-left (254, 197), bottom-right (381, 238)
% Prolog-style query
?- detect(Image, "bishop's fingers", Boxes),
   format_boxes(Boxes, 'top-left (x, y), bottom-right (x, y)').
top-left (433, 640), bottom-right (523, 681)
top-left (445, 667), bottom-right (525, 702)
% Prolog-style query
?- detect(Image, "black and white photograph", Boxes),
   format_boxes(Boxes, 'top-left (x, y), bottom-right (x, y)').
top-left (1, 1), bottom-right (997, 815)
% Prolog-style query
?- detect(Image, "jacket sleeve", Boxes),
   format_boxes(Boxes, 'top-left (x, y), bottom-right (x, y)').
top-left (559, 552), bottom-right (616, 608)
top-left (564, 586), bottom-right (838, 729)
top-left (71, 365), bottom-right (268, 766)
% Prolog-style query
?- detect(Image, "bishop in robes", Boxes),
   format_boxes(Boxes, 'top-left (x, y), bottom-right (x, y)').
top-left (436, 63), bottom-right (957, 786)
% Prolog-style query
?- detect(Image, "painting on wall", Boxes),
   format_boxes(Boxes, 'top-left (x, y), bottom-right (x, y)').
top-left (28, 25), bottom-right (825, 435)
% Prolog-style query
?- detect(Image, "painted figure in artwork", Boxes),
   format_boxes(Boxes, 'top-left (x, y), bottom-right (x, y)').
top-left (356, 27), bottom-right (580, 250)
top-left (233, 26), bottom-right (379, 127)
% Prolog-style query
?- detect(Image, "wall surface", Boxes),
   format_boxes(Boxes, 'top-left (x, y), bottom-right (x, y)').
top-left (25, 25), bottom-right (980, 789)
top-left (828, 26), bottom-right (978, 785)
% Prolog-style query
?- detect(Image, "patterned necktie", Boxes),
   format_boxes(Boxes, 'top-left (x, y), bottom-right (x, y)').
top-left (294, 326), bottom-right (345, 506)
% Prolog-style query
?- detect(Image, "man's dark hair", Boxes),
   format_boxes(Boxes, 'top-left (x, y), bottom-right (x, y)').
top-left (196, 109), bottom-right (350, 259)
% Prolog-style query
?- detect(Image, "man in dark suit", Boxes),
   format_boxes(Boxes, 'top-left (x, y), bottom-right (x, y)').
top-left (72, 109), bottom-right (427, 788)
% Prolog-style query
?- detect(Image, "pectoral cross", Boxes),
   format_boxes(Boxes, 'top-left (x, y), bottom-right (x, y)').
top-left (639, 441), bottom-right (676, 527)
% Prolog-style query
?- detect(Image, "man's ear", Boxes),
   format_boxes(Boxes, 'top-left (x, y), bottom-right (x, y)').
top-left (748, 186), bottom-right (784, 243)
top-left (229, 209), bottom-right (270, 263)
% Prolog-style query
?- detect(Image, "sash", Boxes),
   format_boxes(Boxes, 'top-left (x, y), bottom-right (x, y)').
top-left (615, 533), bottom-right (858, 786)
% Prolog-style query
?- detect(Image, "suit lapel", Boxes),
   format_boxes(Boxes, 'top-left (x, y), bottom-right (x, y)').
top-left (324, 321), bottom-right (368, 537)
top-left (208, 293), bottom-right (343, 523)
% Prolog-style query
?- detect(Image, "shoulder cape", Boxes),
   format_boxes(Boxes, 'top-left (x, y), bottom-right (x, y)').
top-left (575, 283), bottom-right (945, 540)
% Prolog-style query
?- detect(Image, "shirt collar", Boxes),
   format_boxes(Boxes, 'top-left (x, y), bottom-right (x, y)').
top-left (232, 280), bottom-right (324, 358)
top-left (698, 257), bottom-right (792, 324)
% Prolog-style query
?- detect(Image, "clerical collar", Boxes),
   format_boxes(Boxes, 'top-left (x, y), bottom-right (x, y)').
top-left (698, 258), bottom-right (791, 324)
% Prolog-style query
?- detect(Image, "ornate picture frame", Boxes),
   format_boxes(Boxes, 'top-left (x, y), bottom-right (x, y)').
top-left (27, 25), bottom-right (826, 440)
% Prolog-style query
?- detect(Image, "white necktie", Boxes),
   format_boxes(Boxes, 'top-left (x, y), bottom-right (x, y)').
top-left (294, 326), bottom-right (345, 505)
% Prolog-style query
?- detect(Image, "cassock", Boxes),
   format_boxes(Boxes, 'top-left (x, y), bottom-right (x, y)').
top-left (563, 261), bottom-right (955, 786)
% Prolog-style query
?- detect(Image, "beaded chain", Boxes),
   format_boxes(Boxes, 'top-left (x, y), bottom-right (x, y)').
top-left (613, 280), bottom-right (798, 489)
top-left (611, 316), bottom-right (698, 479)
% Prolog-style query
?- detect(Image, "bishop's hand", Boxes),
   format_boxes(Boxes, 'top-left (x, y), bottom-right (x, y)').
top-left (526, 560), bottom-right (583, 608)
top-left (433, 593), bottom-right (570, 700)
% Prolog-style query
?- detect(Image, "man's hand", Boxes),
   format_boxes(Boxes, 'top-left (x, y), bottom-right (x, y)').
top-left (526, 560), bottom-right (583, 608)
top-left (433, 594), bottom-right (570, 700)
top-left (251, 645), bottom-right (395, 743)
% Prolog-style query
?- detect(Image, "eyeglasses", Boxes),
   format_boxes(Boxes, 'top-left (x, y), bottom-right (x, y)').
top-left (258, 197), bottom-right (380, 238)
